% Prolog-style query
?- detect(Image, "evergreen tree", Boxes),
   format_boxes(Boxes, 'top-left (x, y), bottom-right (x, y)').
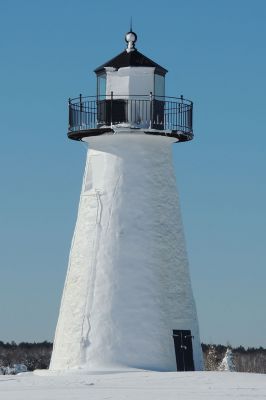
top-left (219, 348), bottom-right (236, 371)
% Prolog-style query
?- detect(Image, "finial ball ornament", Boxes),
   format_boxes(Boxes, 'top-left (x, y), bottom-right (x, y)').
top-left (125, 31), bottom-right (137, 53)
top-left (125, 31), bottom-right (137, 44)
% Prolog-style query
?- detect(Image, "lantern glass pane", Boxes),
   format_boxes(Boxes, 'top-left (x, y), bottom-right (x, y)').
top-left (154, 74), bottom-right (165, 99)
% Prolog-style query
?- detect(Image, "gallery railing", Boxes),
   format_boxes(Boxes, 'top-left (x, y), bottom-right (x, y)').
top-left (68, 94), bottom-right (193, 134)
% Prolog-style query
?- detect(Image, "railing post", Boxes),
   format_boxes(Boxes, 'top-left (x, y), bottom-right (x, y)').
top-left (190, 101), bottom-right (193, 132)
top-left (180, 94), bottom-right (183, 130)
top-left (110, 91), bottom-right (113, 126)
top-left (79, 93), bottom-right (82, 127)
top-left (149, 92), bottom-right (153, 129)
top-left (68, 98), bottom-right (71, 130)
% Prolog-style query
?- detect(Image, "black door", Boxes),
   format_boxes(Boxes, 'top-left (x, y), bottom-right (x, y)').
top-left (172, 330), bottom-right (195, 371)
top-left (152, 99), bottom-right (164, 130)
top-left (97, 99), bottom-right (127, 126)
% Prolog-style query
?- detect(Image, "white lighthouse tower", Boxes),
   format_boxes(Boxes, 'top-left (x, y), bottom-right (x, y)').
top-left (50, 30), bottom-right (203, 372)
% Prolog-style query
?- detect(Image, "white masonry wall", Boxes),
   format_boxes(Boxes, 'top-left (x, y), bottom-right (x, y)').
top-left (106, 66), bottom-right (155, 98)
top-left (50, 133), bottom-right (203, 371)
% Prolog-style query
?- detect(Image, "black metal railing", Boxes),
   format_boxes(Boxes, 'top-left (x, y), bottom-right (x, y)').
top-left (68, 94), bottom-right (193, 135)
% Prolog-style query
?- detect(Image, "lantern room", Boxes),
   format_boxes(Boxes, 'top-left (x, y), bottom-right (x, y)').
top-left (67, 31), bottom-right (193, 142)
top-left (95, 31), bottom-right (167, 100)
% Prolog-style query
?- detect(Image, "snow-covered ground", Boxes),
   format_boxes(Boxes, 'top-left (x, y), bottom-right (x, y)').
top-left (0, 369), bottom-right (265, 399)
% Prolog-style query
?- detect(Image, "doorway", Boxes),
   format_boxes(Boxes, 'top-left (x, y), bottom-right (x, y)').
top-left (172, 329), bottom-right (195, 371)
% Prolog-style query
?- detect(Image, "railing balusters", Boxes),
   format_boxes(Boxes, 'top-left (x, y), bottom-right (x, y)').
top-left (68, 95), bottom-right (193, 136)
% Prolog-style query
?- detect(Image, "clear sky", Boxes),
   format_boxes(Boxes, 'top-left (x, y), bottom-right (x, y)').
top-left (0, 0), bottom-right (265, 348)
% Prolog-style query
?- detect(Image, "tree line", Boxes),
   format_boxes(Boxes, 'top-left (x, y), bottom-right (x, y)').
top-left (0, 341), bottom-right (265, 373)
top-left (203, 344), bottom-right (266, 374)
top-left (0, 341), bottom-right (52, 373)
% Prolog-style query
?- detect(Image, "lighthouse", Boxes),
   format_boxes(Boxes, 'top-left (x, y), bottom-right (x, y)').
top-left (50, 30), bottom-right (203, 372)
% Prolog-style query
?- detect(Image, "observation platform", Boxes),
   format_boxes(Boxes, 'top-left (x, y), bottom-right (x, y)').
top-left (67, 94), bottom-right (193, 142)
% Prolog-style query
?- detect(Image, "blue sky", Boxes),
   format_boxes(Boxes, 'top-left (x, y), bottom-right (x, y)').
top-left (0, 0), bottom-right (265, 347)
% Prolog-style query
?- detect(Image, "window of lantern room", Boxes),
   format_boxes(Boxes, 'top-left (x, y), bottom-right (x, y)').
top-left (153, 73), bottom-right (165, 129)
top-left (154, 73), bottom-right (165, 99)
top-left (97, 73), bottom-right (107, 99)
